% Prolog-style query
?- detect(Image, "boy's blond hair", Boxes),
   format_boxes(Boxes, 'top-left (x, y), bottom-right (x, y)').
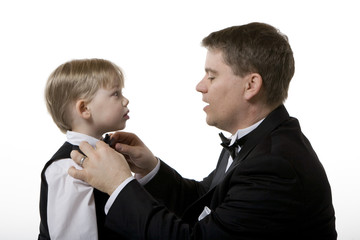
top-left (45, 58), bottom-right (124, 133)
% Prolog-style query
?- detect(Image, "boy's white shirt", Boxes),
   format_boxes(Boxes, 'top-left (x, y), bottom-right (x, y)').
top-left (45, 131), bottom-right (99, 240)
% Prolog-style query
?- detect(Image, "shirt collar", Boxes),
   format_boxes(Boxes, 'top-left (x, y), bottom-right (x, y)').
top-left (66, 131), bottom-right (99, 147)
top-left (229, 119), bottom-right (264, 146)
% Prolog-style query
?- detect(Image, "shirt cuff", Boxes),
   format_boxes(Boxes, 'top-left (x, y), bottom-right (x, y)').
top-left (104, 176), bottom-right (135, 214)
top-left (135, 157), bottom-right (160, 185)
top-left (104, 158), bottom-right (160, 215)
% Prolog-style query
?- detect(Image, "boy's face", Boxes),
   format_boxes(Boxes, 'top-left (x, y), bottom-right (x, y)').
top-left (196, 49), bottom-right (249, 134)
top-left (87, 85), bottom-right (129, 136)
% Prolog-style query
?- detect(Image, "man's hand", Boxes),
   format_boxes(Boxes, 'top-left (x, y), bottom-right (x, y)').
top-left (68, 141), bottom-right (132, 195)
top-left (110, 131), bottom-right (158, 178)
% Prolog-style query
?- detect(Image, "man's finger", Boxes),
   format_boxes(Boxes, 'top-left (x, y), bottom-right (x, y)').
top-left (79, 141), bottom-right (97, 159)
top-left (95, 140), bottom-right (108, 149)
top-left (68, 166), bottom-right (86, 181)
top-left (111, 131), bottom-right (130, 142)
top-left (70, 150), bottom-right (84, 165)
top-left (111, 131), bottom-right (139, 145)
top-left (114, 143), bottom-right (130, 155)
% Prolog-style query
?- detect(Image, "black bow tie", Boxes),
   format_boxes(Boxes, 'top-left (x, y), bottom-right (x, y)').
top-left (102, 134), bottom-right (112, 145)
top-left (219, 132), bottom-right (247, 160)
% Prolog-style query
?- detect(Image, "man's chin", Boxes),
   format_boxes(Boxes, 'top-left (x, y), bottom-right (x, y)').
top-left (205, 117), bottom-right (216, 127)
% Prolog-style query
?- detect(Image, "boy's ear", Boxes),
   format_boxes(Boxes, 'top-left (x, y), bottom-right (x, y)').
top-left (75, 99), bottom-right (91, 119)
top-left (244, 73), bottom-right (263, 101)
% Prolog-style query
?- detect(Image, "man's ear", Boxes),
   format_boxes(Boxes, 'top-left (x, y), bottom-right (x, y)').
top-left (244, 73), bottom-right (263, 101)
top-left (75, 99), bottom-right (91, 119)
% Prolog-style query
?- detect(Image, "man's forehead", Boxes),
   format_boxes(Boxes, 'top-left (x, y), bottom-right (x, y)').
top-left (204, 49), bottom-right (228, 73)
top-left (206, 48), bottom-right (226, 62)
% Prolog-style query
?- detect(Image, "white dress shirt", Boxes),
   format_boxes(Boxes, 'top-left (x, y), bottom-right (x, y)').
top-left (45, 131), bottom-right (99, 240)
top-left (224, 119), bottom-right (264, 172)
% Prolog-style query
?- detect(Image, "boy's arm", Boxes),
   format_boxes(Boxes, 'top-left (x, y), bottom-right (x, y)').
top-left (46, 159), bottom-right (98, 240)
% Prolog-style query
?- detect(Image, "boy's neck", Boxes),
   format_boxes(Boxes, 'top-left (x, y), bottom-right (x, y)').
top-left (71, 126), bottom-right (104, 140)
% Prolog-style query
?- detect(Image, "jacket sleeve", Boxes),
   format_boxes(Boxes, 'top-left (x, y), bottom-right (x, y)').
top-left (143, 160), bottom-right (213, 216)
top-left (104, 156), bottom-right (306, 240)
top-left (104, 157), bottom-right (300, 240)
top-left (105, 160), bottom-right (216, 240)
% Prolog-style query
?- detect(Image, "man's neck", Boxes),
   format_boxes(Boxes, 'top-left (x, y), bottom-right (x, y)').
top-left (229, 103), bottom-right (277, 135)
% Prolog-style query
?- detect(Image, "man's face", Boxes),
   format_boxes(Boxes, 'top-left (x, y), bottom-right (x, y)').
top-left (196, 49), bottom-right (249, 134)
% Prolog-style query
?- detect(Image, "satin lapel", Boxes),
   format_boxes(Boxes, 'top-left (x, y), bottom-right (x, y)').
top-left (226, 105), bottom-right (290, 174)
top-left (209, 149), bottom-right (230, 189)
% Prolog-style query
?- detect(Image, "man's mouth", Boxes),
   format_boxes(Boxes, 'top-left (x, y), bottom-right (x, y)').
top-left (203, 103), bottom-right (209, 112)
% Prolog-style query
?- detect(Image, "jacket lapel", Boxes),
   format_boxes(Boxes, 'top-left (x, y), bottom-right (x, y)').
top-left (182, 105), bottom-right (290, 225)
top-left (209, 149), bottom-right (230, 189)
top-left (226, 104), bottom-right (290, 173)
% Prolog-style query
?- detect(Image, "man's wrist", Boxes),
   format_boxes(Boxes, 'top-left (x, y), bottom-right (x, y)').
top-left (136, 157), bottom-right (160, 185)
top-left (144, 156), bottom-right (159, 176)
top-left (105, 176), bottom-right (135, 214)
top-left (107, 171), bottom-right (133, 195)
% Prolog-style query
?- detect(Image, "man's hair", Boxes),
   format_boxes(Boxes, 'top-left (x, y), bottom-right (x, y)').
top-left (45, 58), bottom-right (124, 133)
top-left (202, 22), bottom-right (295, 106)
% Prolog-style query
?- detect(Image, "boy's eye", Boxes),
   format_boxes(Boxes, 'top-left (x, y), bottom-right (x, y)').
top-left (113, 91), bottom-right (120, 97)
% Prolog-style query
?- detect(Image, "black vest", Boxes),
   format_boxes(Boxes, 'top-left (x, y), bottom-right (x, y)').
top-left (38, 142), bottom-right (121, 239)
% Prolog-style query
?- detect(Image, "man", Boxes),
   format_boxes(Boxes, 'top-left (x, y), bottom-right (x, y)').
top-left (69, 22), bottom-right (337, 239)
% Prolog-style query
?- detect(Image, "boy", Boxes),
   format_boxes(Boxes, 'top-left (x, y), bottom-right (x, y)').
top-left (38, 59), bottom-right (129, 240)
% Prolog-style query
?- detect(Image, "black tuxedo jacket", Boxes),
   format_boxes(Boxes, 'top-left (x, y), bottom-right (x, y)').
top-left (105, 105), bottom-right (337, 239)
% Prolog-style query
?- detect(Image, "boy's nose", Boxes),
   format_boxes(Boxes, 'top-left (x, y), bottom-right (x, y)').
top-left (122, 97), bottom-right (129, 107)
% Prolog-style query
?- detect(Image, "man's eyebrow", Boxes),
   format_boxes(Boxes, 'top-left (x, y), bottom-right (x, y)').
top-left (205, 68), bottom-right (218, 74)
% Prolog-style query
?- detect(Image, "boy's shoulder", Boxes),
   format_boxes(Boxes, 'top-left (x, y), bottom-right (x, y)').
top-left (50, 141), bottom-right (74, 160)
top-left (41, 142), bottom-right (74, 178)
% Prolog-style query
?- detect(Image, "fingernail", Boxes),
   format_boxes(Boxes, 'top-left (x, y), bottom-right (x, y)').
top-left (115, 143), bottom-right (122, 151)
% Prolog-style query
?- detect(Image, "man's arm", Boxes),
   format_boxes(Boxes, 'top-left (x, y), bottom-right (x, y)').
top-left (143, 159), bottom-right (211, 216)
top-left (103, 154), bottom-right (304, 240)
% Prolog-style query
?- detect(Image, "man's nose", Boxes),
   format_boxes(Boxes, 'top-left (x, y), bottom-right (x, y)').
top-left (196, 77), bottom-right (207, 93)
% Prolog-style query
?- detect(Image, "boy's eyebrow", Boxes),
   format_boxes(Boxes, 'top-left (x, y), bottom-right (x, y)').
top-left (107, 83), bottom-right (121, 89)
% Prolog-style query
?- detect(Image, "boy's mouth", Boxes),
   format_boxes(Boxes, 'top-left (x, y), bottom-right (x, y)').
top-left (123, 110), bottom-right (130, 119)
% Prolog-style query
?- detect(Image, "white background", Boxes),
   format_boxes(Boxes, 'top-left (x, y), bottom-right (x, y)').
top-left (1, 0), bottom-right (359, 239)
